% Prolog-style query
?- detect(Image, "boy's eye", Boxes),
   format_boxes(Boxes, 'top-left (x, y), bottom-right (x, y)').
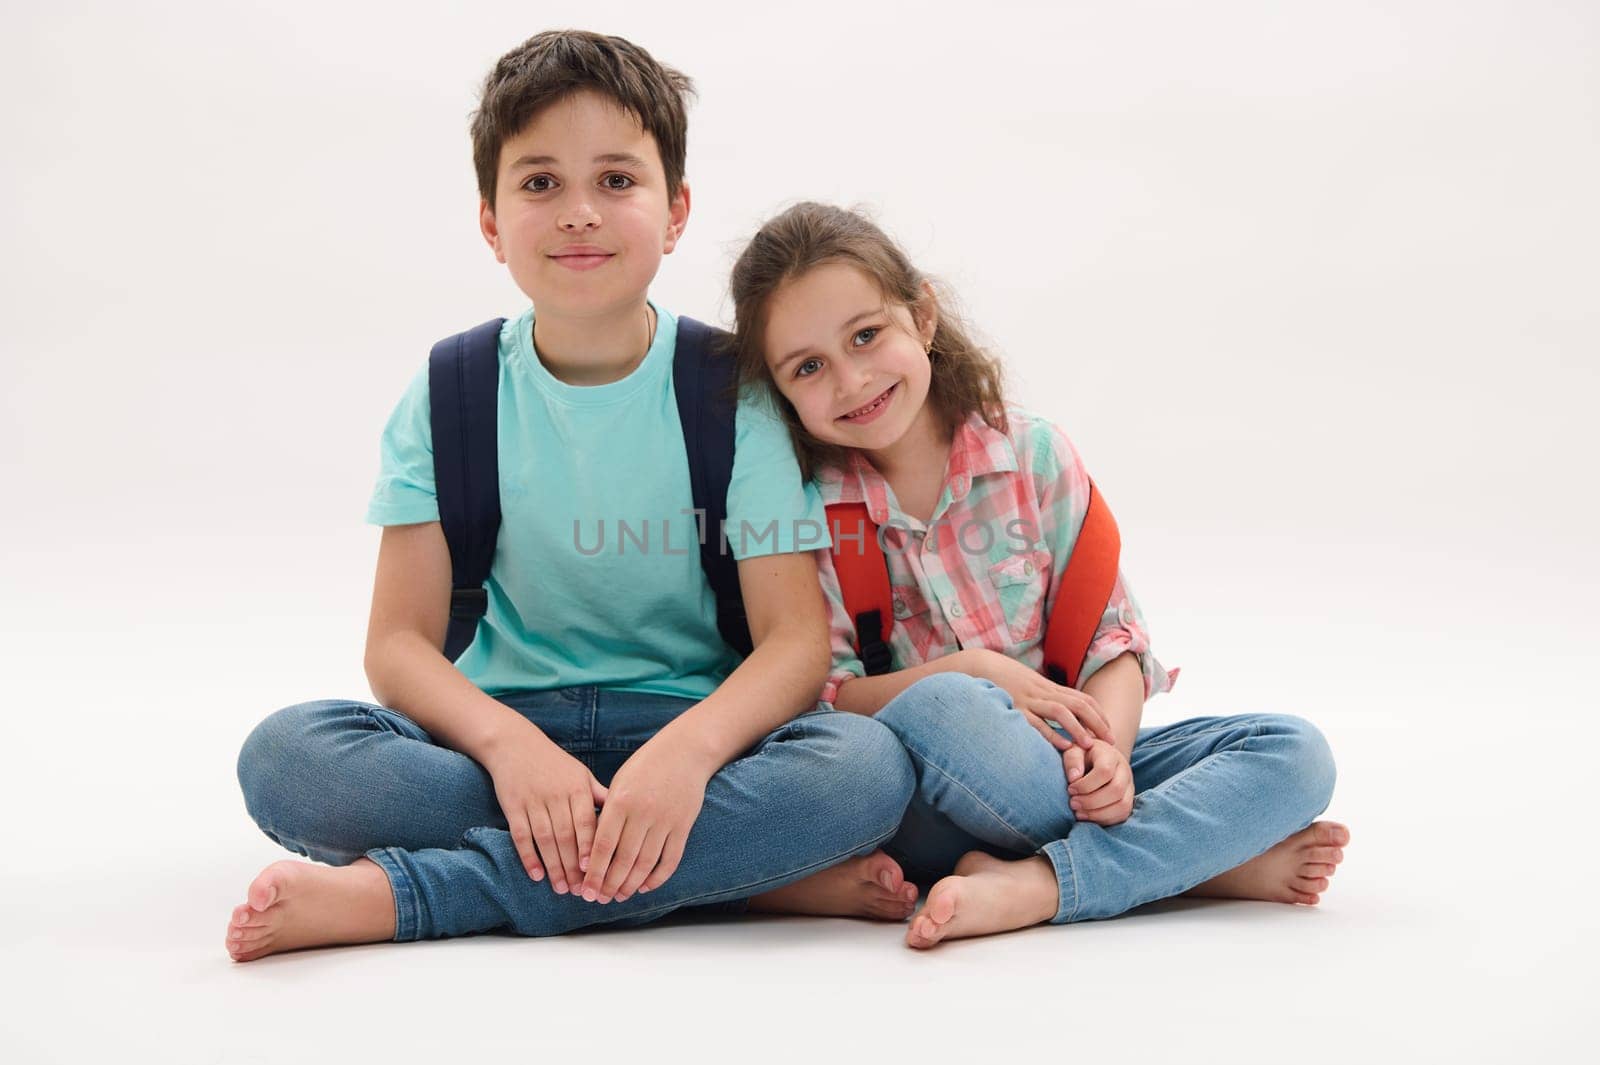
top-left (852, 327), bottom-right (879, 346)
top-left (524, 174), bottom-right (556, 192)
top-left (795, 358), bottom-right (822, 379)
top-left (602, 173), bottom-right (634, 190)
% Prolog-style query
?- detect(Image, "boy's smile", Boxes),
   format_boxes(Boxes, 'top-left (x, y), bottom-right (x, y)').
top-left (478, 89), bottom-right (689, 374)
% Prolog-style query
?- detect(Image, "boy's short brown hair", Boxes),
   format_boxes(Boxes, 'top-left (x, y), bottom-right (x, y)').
top-left (470, 30), bottom-right (695, 210)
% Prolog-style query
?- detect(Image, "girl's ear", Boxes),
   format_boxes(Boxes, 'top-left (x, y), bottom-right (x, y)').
top-left (913, 280), bottom-right (940, 349)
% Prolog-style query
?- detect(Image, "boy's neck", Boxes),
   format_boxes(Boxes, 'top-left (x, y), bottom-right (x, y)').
top-left (532, 301), bottom-right (657, 387)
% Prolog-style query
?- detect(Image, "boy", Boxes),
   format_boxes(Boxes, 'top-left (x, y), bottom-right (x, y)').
top-left (226, 30), bottom-right (919, 961)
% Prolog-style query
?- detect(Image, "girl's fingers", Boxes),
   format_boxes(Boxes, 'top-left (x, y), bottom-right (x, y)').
top-left (1020, 708), bottom-right (1072, 751)
top-left (1031, 701), bottom-right (1091, 747)
top-left (1060, 746), bottom-right (1086, 785)
top-left (1068, 693), bottom-right (1114, 742)
top-left (1071, 753), bottom-right (1115, 794)
top-left (1073, 781), bottom-right (1127, 813)
top-left (615, 827), bottom-right (668, 901)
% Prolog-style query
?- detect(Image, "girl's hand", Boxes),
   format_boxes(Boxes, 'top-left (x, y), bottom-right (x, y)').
top-left (961, 648), bottom-right (1116, 750)
top-left (480, 722), bottom-right (609, 895)
top-left (578, 734), bottom-right (712, 904)
top-left (1066, 738), bottom-right (1134, 825)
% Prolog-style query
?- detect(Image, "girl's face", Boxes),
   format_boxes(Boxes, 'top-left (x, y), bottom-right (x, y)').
top-left (762, 261), bottom-right (938, 453)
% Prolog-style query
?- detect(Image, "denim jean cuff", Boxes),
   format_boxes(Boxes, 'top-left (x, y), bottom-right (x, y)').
top-left (1039, 839), bottom-right (1080, 924)
top-left (364, 847), bottom-right (419, 942)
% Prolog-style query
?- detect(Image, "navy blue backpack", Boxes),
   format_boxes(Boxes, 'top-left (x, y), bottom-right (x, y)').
top-left (426, 315), bottom-right (753, 663)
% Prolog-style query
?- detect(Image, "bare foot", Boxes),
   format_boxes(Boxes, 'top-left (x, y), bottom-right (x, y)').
top-left (1186, 821), bottom-right (1350, 905)
top-left (905, 851), bottom-right (1058, 949)
top-left (224, 858), bottom-right (398, 962)
top-left (748, 851), bottom-right (919, 920)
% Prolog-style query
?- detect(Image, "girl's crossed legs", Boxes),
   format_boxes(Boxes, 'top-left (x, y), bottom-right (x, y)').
top-left (875, 673), bottom-right (1348, 947)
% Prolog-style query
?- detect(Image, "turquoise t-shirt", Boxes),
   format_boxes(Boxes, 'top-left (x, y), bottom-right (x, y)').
top-left (366, 303), bottom-right (830, 700)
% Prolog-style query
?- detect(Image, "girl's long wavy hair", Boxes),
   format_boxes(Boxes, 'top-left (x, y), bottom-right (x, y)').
top-left (728, 202), bottom-right (1008, 481)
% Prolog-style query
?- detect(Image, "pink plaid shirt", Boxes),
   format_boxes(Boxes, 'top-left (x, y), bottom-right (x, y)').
top-left (814, 406), bottom-right (1179, 706)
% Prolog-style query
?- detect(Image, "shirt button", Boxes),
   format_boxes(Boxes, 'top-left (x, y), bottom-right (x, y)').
top-left (1117, 602), bottom-right (1135, 627)
top-left (893, 598), bottom-right (910, 619)
top-left (949, 602), bottom-right (964, 618)
top-left (1023, 561), bottom-right (1035, 576)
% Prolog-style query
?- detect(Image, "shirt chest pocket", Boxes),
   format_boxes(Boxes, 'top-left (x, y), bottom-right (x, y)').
top-left (988, 550), bottom-right (1048, 645)
top-left (888, 582), bottom-right (932, 629)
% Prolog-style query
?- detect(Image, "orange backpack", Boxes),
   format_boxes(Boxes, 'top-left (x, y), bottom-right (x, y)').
top-left (826, 479), bottom-right (1120, 688)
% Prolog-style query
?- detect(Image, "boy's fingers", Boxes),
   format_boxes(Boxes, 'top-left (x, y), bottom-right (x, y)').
top-left (1061, 746), bottom-right (1086, 784)
top-left (641, 832), bottom-right (686, 893)
top-left (570, 791), bottom-right (598, 870)
top-left (528, 809), bottom-right (564, 889)
top-left (509, 808), bottom-right (544, 882)
top-left (600, 819), bottom-right (650, 902)
top-left (583, 810), bottom-right (622, 898)
top-left (548, 801), bottom-right (583, 893)
top-left (616, 827), bottom-right (667, 901)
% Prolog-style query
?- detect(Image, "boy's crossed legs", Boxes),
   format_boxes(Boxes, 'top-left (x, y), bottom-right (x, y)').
top-left (227, 689), bottom-right (915, 960)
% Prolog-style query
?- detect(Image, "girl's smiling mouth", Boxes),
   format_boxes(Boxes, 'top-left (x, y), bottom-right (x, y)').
top-left (839, 383), bottom-right (898, 424)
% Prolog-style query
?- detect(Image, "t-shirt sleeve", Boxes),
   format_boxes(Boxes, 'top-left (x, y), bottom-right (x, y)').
top-left (723, 387), bottom-right (831, 559)
top-left (364, 363), bottom-right (442, 526)
top-left (1030, 415), bottom-right (1179, 700)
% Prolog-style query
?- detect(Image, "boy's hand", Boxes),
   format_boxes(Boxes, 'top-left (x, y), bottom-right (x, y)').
top-left (961, 648), bottom-right (1115, 750)
top-left (1065, 738), bottom-right (1134, 826)
top-left (480, 722), bottom-right (608, 896)
top-left (578, 735), bottom-right (712, 904)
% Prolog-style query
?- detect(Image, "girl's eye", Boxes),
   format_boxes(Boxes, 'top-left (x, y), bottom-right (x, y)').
top-left (852, 327), bottom-right (879, 346)
top-left (795, 358), bottom-right (822, 379)
top-left (602, 173), bottom-right (634, 190)
top-left (525, 174), bottom-right (556, 192)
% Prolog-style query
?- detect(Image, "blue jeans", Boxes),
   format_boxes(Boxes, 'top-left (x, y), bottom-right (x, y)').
top-left (236, 688), bottom-right (915, 940)
top-left (875, 674), bottom-right (1337, 922)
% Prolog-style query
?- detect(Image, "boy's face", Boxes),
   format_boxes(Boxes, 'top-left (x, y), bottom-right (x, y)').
top-left (480, 90), bottom-right (689, 320)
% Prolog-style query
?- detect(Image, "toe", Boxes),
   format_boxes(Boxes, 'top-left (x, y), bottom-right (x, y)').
top-left (247, 866), bottom-right (285, 912)
top-left (1304, 846), bottom-right (1344, 865)
top-left (1311, 821), bottom-right (1350, 847)
top-left (861, 851), bottom-right (905, 893)
top-left (1295, 876), bottom-right (1330, 894)
top-left (1299, 862), bottom-right (1338, 878)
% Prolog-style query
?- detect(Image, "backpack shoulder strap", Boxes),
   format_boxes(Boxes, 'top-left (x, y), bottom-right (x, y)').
top-left (826, 500), bottom-right (895, 676)
top-left (673, 315), bottom-right (752, 657)
top-left (427, 317), bottom-right (506, 662)
top-left (1041, 477), bottom-right (1121, 688)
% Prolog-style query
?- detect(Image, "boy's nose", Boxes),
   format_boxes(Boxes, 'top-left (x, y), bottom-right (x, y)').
top-left (558, 202), bottom-right (600, 230)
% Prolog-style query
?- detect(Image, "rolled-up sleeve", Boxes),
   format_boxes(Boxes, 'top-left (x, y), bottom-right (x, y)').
top-left (1033, 419), bottom-right (1178, 700)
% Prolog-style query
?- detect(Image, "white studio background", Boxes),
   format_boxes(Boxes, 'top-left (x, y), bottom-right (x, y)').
top-left (2, 0), bottom-right (1595, 1060)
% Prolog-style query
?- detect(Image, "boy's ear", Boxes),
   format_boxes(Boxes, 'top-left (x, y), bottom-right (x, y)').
top-left (662, 181), bottom-right (691, 255)
top-left (479, 198), bottom-right (506, 263)
top-left (914, 280), bottom-right (940, 347)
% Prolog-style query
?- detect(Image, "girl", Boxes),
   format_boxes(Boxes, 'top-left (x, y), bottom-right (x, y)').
top-left (727, 202), bottom-right (1350, 948)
